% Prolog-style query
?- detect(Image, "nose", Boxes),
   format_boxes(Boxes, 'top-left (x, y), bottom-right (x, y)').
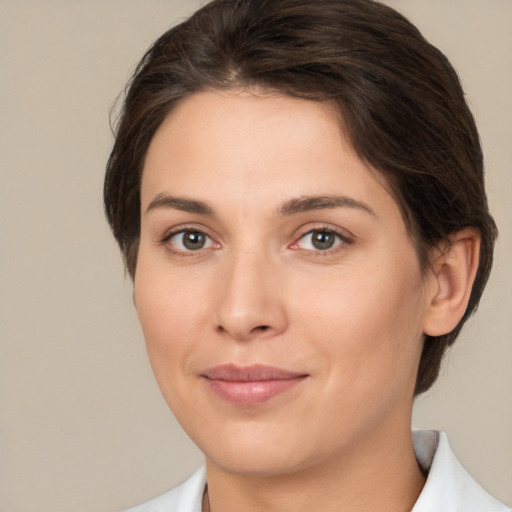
top-left (215, 250), bottom-right (288, 342)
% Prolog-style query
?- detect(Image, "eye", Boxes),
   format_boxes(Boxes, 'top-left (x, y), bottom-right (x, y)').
top-left (165, 229), bottom-right (215, 252)
top-left (294, 229), bottom-right (346, 252)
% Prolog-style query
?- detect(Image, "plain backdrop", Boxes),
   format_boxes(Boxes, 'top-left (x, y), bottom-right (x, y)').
top-left (0, 1), bottom-right (511, 511)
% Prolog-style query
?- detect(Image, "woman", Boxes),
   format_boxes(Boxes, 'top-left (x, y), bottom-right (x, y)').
top-left (104, 0), bottom-right (509, 510)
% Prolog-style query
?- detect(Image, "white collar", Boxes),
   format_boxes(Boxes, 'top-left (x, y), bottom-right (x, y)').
top-left (125, 430), bottom-right (510, 511)
top-left (412, 430), bottom-right (509, 511)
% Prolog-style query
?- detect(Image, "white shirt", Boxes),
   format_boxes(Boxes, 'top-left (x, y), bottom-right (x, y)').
top-left (124, 430), bottom-right (510, 512)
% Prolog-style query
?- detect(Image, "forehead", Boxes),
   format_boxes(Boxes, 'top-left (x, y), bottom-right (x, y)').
top-left (144, 88), bottom-right (345, 172)
top-left (141, 89), bottom-right (398, 218)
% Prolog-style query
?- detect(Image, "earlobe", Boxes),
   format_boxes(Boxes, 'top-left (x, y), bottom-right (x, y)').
top-left (423, 228), bottom-right (481, 337)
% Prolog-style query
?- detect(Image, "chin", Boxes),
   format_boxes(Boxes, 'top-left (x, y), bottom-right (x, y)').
top-left (207, 448), bottom-right (306, 477)
top-left (197, 422), bottom-right (325, 477)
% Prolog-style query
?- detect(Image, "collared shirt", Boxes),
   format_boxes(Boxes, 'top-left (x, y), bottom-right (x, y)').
top-left (124, 430), bottom-right (510, 512)
top-left (411, 431), bottom-right (509, 511)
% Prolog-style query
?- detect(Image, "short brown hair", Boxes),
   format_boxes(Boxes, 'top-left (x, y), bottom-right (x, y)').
top-left (104, 0), bottom-right (497, 395)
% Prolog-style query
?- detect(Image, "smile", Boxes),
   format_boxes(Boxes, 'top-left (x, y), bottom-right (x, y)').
top-left (201, 364), bottom-right (308, 405)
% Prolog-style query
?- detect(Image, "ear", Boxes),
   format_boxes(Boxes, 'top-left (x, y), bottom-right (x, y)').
top-left (423, 228), bottom-right (481, 337)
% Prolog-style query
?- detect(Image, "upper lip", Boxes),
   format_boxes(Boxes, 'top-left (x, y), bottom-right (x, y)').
top-left (201, 364), bottom-right (307, 382)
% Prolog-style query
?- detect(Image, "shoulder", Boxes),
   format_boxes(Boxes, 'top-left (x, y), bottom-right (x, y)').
top-left (412, 430), bottom-right (510, 512)
top-left (121, 467), bottom-right (206, 512)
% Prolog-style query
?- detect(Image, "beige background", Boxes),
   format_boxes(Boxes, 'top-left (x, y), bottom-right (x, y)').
top-left (0, 1), bottom-right (510, 511)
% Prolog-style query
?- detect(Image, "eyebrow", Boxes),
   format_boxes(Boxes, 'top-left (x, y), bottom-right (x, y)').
top-left (145, 193), bottom-right (214, 215)
top-left (145, 193), bottom-right (375, 217)
top-left (278, 195), bottom-right (375, 217)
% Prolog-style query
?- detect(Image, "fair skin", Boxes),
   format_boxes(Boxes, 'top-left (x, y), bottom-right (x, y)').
top-left (134, 89), bottom-right (480, 512)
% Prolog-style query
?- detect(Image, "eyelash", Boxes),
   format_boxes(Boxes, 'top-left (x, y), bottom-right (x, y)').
top-left (290, 227), bottom-right (352, 255)
top-left (160, 227), bottom-right (217, 256)
top-left (160, 226), bottom-right (352, 256)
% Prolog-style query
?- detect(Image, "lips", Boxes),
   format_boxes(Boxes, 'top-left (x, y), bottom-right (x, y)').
top-left (201, 364), bottom-right (308, 405)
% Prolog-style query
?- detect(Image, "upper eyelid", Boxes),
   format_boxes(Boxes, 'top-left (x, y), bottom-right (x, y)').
top-left (165, 228), bottom-right (210, 241)
top-left (293, 224), bottom-right (354, 242)
top-left (161, 224), bottom-right (214, 242)
top-left (297, 230), bottom-right (345, 244)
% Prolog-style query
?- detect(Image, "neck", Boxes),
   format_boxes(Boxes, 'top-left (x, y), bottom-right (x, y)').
top-left (204, 420), bottom-right (425, 512)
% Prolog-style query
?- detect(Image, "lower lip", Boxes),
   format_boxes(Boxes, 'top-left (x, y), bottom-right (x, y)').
top-left (204, 377), bottom-right (307, 405)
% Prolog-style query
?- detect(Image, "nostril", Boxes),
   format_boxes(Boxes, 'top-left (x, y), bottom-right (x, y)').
top-left (253, 325), bottom-right (270, 332)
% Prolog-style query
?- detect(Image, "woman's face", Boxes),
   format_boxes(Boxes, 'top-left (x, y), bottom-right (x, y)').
top-left (135, 90), bottom-right (433, 476)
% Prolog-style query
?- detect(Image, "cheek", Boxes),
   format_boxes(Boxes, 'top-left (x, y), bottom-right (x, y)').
top-left (135, 242), bottom-right (210, 333)
top-left (292, 255), bottom-right (426, 391)
top-left (133, 252), bottom-right (208, 391)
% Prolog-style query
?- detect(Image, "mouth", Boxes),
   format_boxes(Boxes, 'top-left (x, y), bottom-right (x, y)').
top-left (201, 364), bottom-right (309, 405)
